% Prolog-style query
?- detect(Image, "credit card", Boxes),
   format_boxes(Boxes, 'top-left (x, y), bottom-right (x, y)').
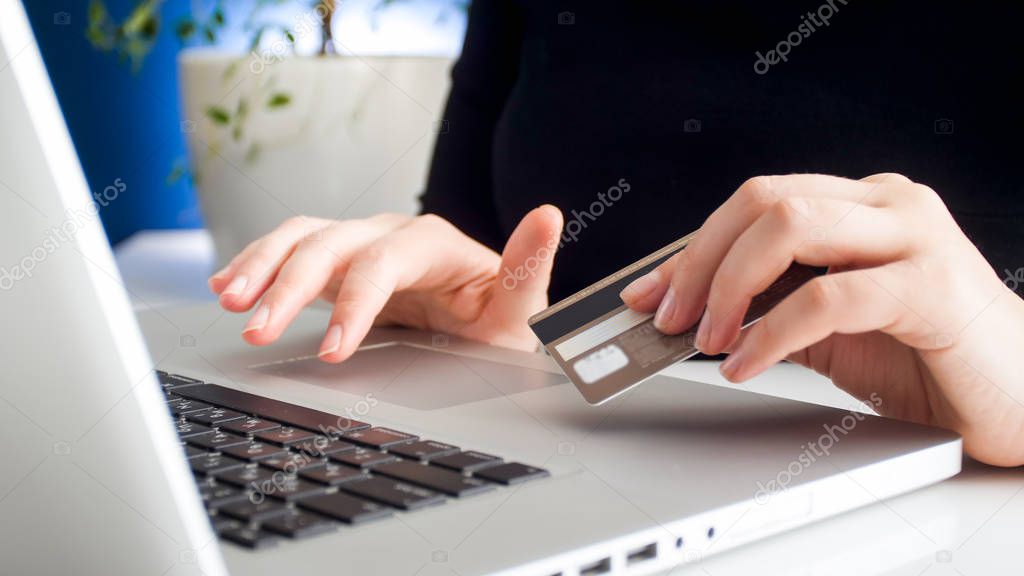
top-left (529, 233), bottom-right (822, 405)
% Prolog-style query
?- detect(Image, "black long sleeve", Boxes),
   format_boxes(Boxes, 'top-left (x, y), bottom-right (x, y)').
top-left (421, 1), bottom-right (1024, 302)
top-left (418, 0), bottom-right (525, 253)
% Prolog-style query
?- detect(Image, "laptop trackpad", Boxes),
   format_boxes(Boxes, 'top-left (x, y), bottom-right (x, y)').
top-left (253, 343), bottom-right (566, 410)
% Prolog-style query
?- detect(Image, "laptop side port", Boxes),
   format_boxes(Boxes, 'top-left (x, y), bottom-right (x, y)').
top-left (579, 557), bottom-right (612, 575)
top-left (625, 542), bottom-right (658, 565)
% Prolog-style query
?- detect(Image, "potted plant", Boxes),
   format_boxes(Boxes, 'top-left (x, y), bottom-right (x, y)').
top-left (88, 0), bottom-right (460, 265)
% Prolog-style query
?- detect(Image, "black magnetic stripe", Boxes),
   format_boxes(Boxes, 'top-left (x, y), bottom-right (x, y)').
top-left (531, 251), bottom-right (676, 344)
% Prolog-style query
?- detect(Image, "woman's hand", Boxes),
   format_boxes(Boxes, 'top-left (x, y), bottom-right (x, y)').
top-left (620, 174), bottom-right (1024, 466)
top-left (209, 206), bottom-right (563, 362)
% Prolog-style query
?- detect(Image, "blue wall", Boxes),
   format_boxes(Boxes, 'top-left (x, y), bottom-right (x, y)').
top-left (25, 0), bottom-right (202, 246)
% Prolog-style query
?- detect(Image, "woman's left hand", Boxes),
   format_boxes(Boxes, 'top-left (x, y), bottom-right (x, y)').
top-left (620, 173), bottom-right (1024, 466)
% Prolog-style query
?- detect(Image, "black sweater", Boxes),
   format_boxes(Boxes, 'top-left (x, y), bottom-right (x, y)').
top-left (421, 0), bottom-right (1024, 302)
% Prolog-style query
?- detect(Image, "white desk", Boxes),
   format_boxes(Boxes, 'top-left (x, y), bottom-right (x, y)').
top-left (116, 229), bottom-right (1023, 576)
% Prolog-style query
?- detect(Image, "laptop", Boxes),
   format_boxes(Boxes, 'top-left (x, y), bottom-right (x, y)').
top-left (0, 2), bottom-right (962, 574)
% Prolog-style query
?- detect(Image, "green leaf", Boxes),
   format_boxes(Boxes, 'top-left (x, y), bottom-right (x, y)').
top-left (166, 159), bottom-right (190, 185)
top-left (284, 30), bottom-right (295, 43)
top-left (212, 8), bottom-right (225, 26)
top-left (203, 26), bottom-right (216, 43)
top-left (175, 19), bottom-right (196, 41)
top-left (266, 93), bottom-right (291, 108)
top-left (206, 106), bottom-right (231, 125)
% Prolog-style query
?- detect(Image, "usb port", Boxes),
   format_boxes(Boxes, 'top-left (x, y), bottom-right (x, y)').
top-left (579, 557), bottom-right (611, 575)
top-left (626, 542), bottom-right (658, 565)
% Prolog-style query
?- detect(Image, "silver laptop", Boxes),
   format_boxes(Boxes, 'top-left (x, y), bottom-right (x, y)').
top-left (0, 2), bottom-right (962, 574)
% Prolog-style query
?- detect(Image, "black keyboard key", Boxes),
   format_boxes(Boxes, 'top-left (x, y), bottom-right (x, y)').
top-left (175, 420), bottom-right (214, 439)
top-left (375, 460), bottom-right (494, 497)
top-left (432, 451), bottom-right (503, 473)
top-left (190, 452), bottom-right (247, 477)
top-left (261, 475), bottom-right (327, 502)
top-left (219, 441), bottom-right (289, 462)
top-left (340, 477), bottom-right (445, 511)
top-left (298, 492), bottom-right (392, 524)
top-left (187, 430), bottom-right (251, 451)
top-left (255, 427), bottom-right (317, 447)
top-left (168, 398), bottom-right (214, 417)
top-left (474, 462), bottom-right (551, 485)
top-left (219, 417), bottom-right (281, 436)
top-left (329, 448), bottom-right (397, 469)
top-left (197, 482), bottom-right (250, 508)
top-left (388, 440), bottom-right (459, 461)
top-left (218, 524), bottom-right (278, 549)
top-left (343, 427), bottom-right (417, 449)
top-left (219, 498), bottom-right (288, 522)
top-left (187, 407), bottom-right (247, 426)
top-left (299, 462), bottom-right (366, 486)
top-left (183, 444), bottom-right (208, 459)
top-left (258, 453), bottom-right (327, 474)
top-left (157, 372), bottom-right (203, 389)
top-left (260, 509), bottom-right (337, 539)
top-left (209, 516), bottom-right (240, 532)
top-left (174, 384), bottom-right (370, 434)
top-left (213, 465), bottom-right (277, 490)
top-left (296, 436), bottom-right (357, 457)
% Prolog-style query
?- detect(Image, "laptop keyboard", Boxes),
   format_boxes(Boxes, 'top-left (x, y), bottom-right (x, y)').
top-left (158, 371), bottom-right (550, 549)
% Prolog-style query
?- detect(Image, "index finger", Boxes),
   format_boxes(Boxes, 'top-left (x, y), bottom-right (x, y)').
top-left (642, 174), bottom-right (887, 334)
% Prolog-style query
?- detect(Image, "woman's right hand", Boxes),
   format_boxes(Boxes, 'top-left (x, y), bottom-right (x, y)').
top-left (208, 206), bottom-right (564, 362)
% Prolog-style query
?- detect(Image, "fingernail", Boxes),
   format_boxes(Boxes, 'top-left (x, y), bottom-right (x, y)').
top-left (695, 310), bottom-right (712, 350)
top-left (620, 269), bottom-right (661, 303)
top-left (222, 275), bottom-right (248, 297)
top-left (720, 349), bottom-right (745, 380)
top-left (243, 305), bottom-right (270, 333)
top-left (318, 324), bottom-right (343, 357)
top-left (210, 265), bottom-right (229, 280)
top-left (653, 289), bottom-right (676, 330)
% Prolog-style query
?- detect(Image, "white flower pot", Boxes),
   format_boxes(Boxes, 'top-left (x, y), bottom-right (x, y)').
top-left (178, 49), bottom-right (451, 266)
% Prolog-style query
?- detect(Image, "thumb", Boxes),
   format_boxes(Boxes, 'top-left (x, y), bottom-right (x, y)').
top-left (490, 204), bottom-right (564, 324)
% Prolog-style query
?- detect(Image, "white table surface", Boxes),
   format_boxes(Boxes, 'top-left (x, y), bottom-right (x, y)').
top-left (116, 229), bottom-right (1024, 576)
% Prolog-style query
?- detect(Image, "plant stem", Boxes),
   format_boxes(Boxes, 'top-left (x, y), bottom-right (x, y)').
top-left (318, 0), bottom-right (336, 56)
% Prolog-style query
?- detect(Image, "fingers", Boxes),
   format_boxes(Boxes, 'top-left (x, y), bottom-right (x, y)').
top-left (240, 221), bottom-right (377, 346)
top-left (695, 198), bottom-right (912, 354)
top-left (621, 175), bottom-right (888, 331)
top-left (718, 266), bottom-right (908, 382)
top-left (488, 205), bottom-right (564, 328)
top-left (210, 217), bottom-right (327, 312)
top-left (618, 252), bottom-right (680, 313)
top-left (317, 215), bottom-right (499, 363)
